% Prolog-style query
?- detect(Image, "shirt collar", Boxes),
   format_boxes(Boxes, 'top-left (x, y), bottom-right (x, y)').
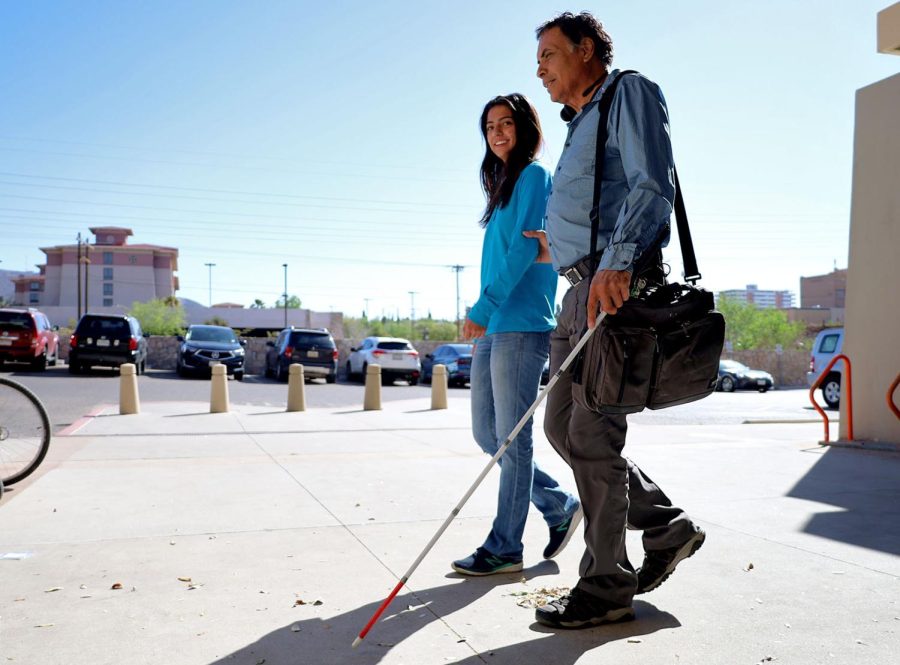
top-left (560, 68), bottom-right (621, 123)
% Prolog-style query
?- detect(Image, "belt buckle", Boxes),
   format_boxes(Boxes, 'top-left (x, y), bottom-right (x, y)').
top-left (563, 266), bottom-right (582, 286)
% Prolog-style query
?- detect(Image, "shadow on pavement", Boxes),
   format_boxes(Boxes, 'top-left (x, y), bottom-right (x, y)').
top-left (207, 561), bottom-right (681, 665)
top-left (788, 446), bottom-right (900, 555)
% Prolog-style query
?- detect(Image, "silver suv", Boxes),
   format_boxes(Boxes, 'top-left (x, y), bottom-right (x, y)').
top-left (807, 327), bottom-right (843, 409)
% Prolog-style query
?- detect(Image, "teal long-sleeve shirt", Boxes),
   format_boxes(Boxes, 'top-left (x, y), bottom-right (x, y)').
top-left (468, 162), bottom-right (558, 335)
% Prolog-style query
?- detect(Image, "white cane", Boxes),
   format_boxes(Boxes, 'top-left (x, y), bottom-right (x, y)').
top-left (352, 313), bottom-right (606, 647)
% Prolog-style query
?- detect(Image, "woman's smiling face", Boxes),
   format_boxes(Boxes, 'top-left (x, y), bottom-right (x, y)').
top-left (484, 104), bottom-right (517, 163)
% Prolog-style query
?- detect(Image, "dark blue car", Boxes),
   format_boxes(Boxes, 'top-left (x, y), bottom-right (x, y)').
top-left (421, 343), bottom-right (473, 387)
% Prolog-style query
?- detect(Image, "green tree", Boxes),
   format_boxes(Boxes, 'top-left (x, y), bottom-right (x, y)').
top-left (250, 298), bottom-right (266, 309)
top-left (274, 295), bottom-right (302, 309)
top-left (129, 298), bottom-right (186, 335)
top-left (717, 296), bottom-right (806, 350)
top-left (204, 316), bottom-right (229, 326)
top-left (343, 316), bottom-right (458, 341)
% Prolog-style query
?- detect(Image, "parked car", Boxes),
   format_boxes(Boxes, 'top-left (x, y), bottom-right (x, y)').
top-left (266, 327), bottom-right (338, 383)
top-left (0, 308), bottom-right (59, 371)
top-left (68, 313), bottom-right (149, 374)
top-left (346, 336), bottom-right (420, 385)
top-left (176, 325), bottom-right (245, 380)
top-left (421, 343), bottom-right (473, 387)
top-left (716, 359), bottom-right (774, 393)
top-left (807, 327), bottom-right (844, 409)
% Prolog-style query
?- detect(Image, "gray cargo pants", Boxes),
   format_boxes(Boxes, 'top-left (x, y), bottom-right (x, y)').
top-left (544, 280), bottom-right (697, 606)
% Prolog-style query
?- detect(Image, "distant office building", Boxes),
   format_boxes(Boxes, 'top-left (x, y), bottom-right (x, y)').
top-left (800, 268), bottom-right (847, 309)
top-left (717, 284), bottom-right (795, 309)
top-left (10, 227), bottom-right (179, 308)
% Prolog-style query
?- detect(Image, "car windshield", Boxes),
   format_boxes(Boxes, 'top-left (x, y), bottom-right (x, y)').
top-left (186, 327), bottom-right (237, 343)
top-left (78, 318), bottom-right (129, 337)
top-left (0, 312), bottom-right (34, 330)
top-left (448, 344), bottom-right (473, 355)
top-left (377, 341), bottom-right (411, 350)
top-left (721, 360), bottom-right (749, 372)
top-left (290, 332), bottom-right (332, 346)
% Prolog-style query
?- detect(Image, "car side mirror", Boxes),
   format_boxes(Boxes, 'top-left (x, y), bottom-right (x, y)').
top-left (350, 347), bottom-right (358, 352)
top-left (266, 340), bottom-right (274, 347)
top-left (240, 339), bottom-right (247, 347)
top-left (176, 335), bottom-right (184, 342)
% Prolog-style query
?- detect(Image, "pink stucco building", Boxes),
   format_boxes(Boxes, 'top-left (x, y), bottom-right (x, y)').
top-left (11, 227), bottom-right (178, 308)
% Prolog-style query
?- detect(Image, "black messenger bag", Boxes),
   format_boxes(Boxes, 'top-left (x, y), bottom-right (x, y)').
top-left (571, 71), bottom-right (725, 415)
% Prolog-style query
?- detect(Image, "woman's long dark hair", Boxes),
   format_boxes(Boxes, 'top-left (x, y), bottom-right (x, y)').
top-left (478, 93), bottom-right (543, 227)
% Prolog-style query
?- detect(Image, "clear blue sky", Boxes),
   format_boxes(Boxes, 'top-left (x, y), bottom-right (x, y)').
top-left (1, 1), bottom-right (897, 319)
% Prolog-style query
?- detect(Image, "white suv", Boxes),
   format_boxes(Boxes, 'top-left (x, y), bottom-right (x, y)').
top-left (347, 336), bottom-right (421, 385)
top-left (807, 327), bottom-right (843, 409)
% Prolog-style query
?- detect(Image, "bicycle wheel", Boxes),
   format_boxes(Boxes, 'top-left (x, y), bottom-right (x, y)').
top-left (0, 377), bottom-right (51, 485)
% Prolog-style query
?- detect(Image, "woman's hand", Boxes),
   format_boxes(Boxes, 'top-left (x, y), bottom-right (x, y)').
top-left (463, 317), bottom-right (486, 341)
top-left (522, 230), bottom-right (551, 263)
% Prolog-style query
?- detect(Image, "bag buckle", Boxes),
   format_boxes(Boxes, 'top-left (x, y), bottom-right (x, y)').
top-left (563, 266), bottom-right (583, 287)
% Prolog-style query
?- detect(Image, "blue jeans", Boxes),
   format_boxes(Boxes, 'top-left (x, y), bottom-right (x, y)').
top-left (470, 331), bottom-right (580, 559)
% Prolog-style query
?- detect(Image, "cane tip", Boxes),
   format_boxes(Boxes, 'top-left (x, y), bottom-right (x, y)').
top-left (352, 636), bottom-right (363, 649)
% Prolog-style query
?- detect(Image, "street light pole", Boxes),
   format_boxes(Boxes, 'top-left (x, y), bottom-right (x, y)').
top-left (282, 263), bottom-right (288, 327)
top-left (408, 291), bottom-right (417, 338)
top-left (204, 262), bottom-right (216, 307)
top-left (449, 265), bottom-right (465, 341)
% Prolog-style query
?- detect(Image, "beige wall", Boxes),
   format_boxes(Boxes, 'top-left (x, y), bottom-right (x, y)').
top-left (841, 71), bottom-right (900, 443)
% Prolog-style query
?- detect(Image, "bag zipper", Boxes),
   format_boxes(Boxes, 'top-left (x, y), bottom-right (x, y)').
top-left (617, 336), bottom-right (630, 404)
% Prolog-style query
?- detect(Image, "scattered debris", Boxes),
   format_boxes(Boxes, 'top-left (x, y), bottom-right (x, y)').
top-left (744, 562), bottom-right (754, 572)
top-left (34, 623), bottom-right (55, 628)
top-left (313, 600), bottom-right (323, 606)
top-left (177, 577), bottom-right (192, 583)
top-left (376, 642), bottom-right (395, 648)
top-left (170, 541), bottom-right (176, 546)
top-left (508, 586), bottom-right (570, 608)
top-left (855, 639), bottom-right (867, 645)
top-left (290, 624), bottom-right (301, 633)
top-left (0, 552), bottom-right (32, 560)
top-left (294, 599), bottom-right (306, 606)
top-left (111, 583), bottom-right (123, 590)
top-left (755, 598), bottom-right (764, 604)
top-left (457, 638), bottom-right (466, 643)
top-left (627, 638), bottom-right (642, 644)
top-left (784, 623), bottom-right (791, 629)
top-left (79, 584), bottom-right (87, 590)
top-left (44, 587), bottom-right (63, 593)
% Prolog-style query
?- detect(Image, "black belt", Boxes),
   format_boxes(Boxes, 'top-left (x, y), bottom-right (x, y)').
top-left (560, 251), bottom-right (603, 287)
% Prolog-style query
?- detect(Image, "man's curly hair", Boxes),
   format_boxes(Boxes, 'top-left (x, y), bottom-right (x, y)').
top-left (536, 12), bottom-right (614, 67)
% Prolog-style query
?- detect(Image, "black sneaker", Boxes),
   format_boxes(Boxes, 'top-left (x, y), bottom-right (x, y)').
top-left (451, 547), bottom-right (523, 576)
top-left (543, 504), bottom-right (584, 559)
top-left (535, 587), bottom-right (635, 629)
top-left (636, 529), bottom-right (706, 594)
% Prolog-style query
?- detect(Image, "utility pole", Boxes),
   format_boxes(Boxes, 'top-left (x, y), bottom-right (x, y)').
top-left (449, 265), bottom-right (466, 341)
top-left (282, 263), bottom-right (288, 327)
top-left (76, 233), bottom-right (82, 319)
top-left (363, 298), bottom-right (371, 320)
top-left (408, 291), bottom-right (418, 338)
top-left (82, 241), bottom-right (91, 313)
top-left (204, 262), bottom-right (216, 307)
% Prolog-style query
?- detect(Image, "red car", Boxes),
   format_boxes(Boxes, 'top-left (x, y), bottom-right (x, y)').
top-left (0, 308), bottom-right (60, 371)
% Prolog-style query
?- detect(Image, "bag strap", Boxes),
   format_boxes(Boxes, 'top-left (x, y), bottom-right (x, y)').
top-left (588, 70), bottom-right (702, 285)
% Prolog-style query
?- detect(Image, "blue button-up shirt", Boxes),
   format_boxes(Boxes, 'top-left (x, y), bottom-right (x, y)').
top-left (545, 69), bottom-right (675, 273)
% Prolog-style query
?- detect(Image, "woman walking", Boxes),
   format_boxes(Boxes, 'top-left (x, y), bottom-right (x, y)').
top-left (451, 94), bottom-right (582, 576)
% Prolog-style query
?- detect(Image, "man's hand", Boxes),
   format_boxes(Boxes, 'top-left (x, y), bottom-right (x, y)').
top-left (463, 317), bottom-right (486, 341)
top-left (522, 230), bottom-right (551, 263)
top-left (587, 269), bottom-right (632, 327)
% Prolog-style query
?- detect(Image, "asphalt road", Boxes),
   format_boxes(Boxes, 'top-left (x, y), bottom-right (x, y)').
top-left (2, 362), bottom-right (833, 436)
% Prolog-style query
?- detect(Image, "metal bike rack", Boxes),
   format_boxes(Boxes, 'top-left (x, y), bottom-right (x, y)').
top-left (809, 353), bottom-right (854, 443)
top-left (888, 371), bottom-right (900, 421)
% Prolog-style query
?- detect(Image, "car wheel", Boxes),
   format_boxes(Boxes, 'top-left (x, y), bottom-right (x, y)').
top-left (721, 375), bottom-right (736, 392)
top-left (422, 371), bottom-right (431, 385)
top-left (408, 376), bottom-right (418, 386)
top-left (325, 373), bottom-right (336, 384)
top-left (68, 362), bottom-right (80, 374)
top-left (822, 376), bottom-right (841, 409)
top-left (32, 349), bottom-right (48, 372)
top-left (345, 361), bottom-right (354, 382)
top-left (362, 363), bottom-right (368, 382)
top-left (276, 362), bottom-right (286, 382)
top-left (381, 374), bottom-right (392, 387)
top-left (48, 348), bottom-right (58, 367)
top-left (758, 387), bottom-right (769, 393)
top-left (234, 370), bottom-right (244, 381)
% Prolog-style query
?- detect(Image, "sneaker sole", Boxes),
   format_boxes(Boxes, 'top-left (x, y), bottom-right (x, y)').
top-left (450, 561), bottom-right (524, 577)
top-left (544, 504), bottom-right (584, 560)
top-left (536, 606), bottom-right (635, 629)
top-left (638, 529), bottom-right (706, 594)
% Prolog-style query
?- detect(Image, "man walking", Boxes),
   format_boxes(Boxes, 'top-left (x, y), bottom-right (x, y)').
top-left (527, 12), bottom-right (705, 629)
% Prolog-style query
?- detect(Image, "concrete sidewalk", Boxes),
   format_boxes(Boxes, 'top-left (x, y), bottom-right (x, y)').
top-left (1, 397), bottom-right (898, 664)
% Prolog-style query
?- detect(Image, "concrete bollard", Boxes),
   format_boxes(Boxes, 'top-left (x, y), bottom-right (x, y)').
top-left (287, 363), bottom-right (306, 412)
top-left (431, 364), bottom-right (448, 410)
top-left (364, 363), bottom-right (382, 411)
top-left (119, 362), bottom-right (140, 415)
top-left (210, 363), bottom-right (229, 413)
